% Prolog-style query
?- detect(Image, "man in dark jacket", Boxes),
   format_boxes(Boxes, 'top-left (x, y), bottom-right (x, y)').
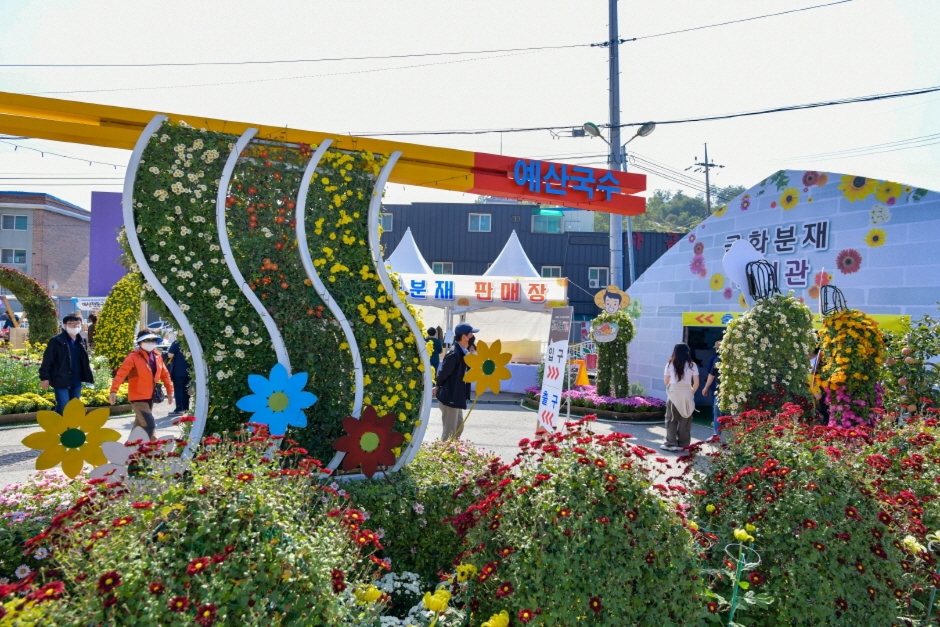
top-left (166, 339), bottom-right (191, 415)
top-left (39, 315), bottom-right (94, 414)
top-left (433, 322), bottom-right (477, 440)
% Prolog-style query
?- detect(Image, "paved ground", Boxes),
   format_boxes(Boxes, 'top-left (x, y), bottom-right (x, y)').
top-left (0, 398), bottom-right (715, 488)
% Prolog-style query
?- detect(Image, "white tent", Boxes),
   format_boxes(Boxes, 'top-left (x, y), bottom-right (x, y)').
top-left (386, 227), bottom-right (433, 275)
top-left (483, 230), bottom-right (539, 277)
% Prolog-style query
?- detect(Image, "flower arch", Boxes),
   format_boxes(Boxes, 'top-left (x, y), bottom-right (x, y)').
top-left (0, 266), bottom-right (58, 346)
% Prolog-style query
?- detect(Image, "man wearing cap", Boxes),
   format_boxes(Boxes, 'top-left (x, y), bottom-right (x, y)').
top-left (39, 315), bottom-right (95, 415)
top-left (109, 330), bottom-right (174, 440)
top-left (433, 322), bottom-right (477, 440)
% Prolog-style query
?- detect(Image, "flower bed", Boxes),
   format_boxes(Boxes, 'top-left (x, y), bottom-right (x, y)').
top-left (524, 385), bottom-right (665, 419)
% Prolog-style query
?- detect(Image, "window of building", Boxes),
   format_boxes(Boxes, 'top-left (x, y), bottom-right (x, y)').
top-left (541, 266), bottom-right (562, 278)
top-left (1, 216), bottom-right (27, 231)
top-left (532, 214), bottom-right (563, 234)
top-left (588, 267), bottom-right (609, 289)
top-left (1, 249), bottom-right (27, 265)
top-left (432, 262), bottom-right (453, 275)
top-left (380, 213), bottom-right (393, 232)
top-left (468, 213), bottom-right (491, 232)
top-left (564, 220), bottom-right (581, 232)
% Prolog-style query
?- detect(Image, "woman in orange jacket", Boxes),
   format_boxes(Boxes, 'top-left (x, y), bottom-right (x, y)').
top-left (109, 331), bottom-right (174, 440)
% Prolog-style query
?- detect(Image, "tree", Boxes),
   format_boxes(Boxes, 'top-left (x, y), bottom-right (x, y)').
top-left (593, 185), bottom-right (746, 233)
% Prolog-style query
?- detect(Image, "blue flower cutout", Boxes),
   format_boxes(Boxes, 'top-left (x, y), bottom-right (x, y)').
top-left (235, 363), bottom-right (317, 436)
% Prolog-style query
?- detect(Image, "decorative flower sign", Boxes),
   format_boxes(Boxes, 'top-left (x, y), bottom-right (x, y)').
top-left (236, 363), bottom-right (317, 436)
top-left (89, 426), bottom-right (179, 481)
top-left (332, 405), bottom-right (404, 478)
top-left (463, 340), bottom-right (513, 396)
top-left (21, 399), bottom-right (121, 478)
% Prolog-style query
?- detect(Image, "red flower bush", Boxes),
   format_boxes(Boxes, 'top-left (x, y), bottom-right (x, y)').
top-left (453, 416), bottom-right (703, 625)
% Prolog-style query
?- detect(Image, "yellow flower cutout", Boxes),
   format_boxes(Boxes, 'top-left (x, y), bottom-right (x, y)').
top-left (875, 181), bottom-right (902, 203)
top-left (838, 175), bottom-right (877, 202)
top-left (463, 339), bottom-right (513, 395)
top-left (21, 399), bottom-right (120, 478)
top-left (709, 273), bottom-right (724, 291)
top-left (779, 188), bottom-right (799, 210)
top-left (738, 293), bottom-right (749, 309)
top-left (864, 228), bottom-right (887, 247)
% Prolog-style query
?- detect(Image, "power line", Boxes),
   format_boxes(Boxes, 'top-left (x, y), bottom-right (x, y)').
top-left (1, 1), bottom-right (851, 69)
top-left (31, 50), bottom-right (541, 96)
top-left (0, 139), bottom-right (125, 168)
top-left (354, 85), bottom-right (940, 137)
top-left (773, 131), bottom-right (940, 162)
top-left (631, 0), bottom-right (851, 41)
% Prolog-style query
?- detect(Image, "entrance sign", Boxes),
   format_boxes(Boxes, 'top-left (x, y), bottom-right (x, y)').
top-left (398, 273), bottom-right (567, 312)
top-left (536, 306), bottom-right (574, 433)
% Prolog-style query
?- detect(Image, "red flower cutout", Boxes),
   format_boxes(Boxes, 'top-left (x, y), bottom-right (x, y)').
top-left (332, 406), bottom-right (404, 478)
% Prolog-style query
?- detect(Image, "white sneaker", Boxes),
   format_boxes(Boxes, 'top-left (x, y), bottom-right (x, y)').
top-left (660, 444), bottom-right (676, 451)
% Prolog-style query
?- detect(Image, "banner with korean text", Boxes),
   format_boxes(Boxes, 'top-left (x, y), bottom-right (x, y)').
top-left (536, 306), bottom-right (574, 432)
top-left (397, 274), bottom-right (567, 312)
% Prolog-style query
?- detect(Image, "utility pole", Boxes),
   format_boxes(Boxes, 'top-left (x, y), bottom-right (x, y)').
top-left (689, 143), bottom-right (724, 213)
top-left (607, 0), bottom-right (627, 291)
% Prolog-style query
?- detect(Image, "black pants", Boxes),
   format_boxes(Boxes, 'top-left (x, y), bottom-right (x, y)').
top-left (172, 376), bottom-right (191, 413)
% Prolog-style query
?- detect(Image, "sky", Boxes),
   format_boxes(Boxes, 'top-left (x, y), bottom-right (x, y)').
top-left (0, 0), bottom-right (938, 211)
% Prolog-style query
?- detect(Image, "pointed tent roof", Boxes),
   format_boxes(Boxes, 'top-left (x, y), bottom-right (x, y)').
top-left (386, 227), bottom-right (433, 274)
top-left (483, 230), bottom-right (539, 277)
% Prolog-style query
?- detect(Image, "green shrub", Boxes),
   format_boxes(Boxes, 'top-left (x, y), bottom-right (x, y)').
top-left (10, 427), bottom-right (384, 626)
top-left (342, 439), bottom-right (492, 583)
top-left (686, 408), bottom-right (909, 626)
top-left (453, 417), bottom-right (703, 626)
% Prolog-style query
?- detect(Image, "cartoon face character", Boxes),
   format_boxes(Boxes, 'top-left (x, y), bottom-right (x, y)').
top-left (603, 291), bottom-right (622, 314)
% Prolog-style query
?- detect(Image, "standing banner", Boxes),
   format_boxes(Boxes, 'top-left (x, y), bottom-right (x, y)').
top-left (536, 306), bottom-right (574, 433)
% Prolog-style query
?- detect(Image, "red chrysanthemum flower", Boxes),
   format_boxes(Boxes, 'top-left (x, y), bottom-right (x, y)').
top-left (332, 406), bottom-right (405, 478)
top-left (593, 458), bottom-right (607, 468)
top-left (111, 516), bottom-right (134, 528)
top-left (97, 571), bottom-right (121, 594)
top-left (707, 601), bottom-right (719, 613)
top-left (186, 556), bottom-right (211, 575)
top-left (845, 506), bottom-right (860, 520)
top-left (871, 544), bottom-right (887, 559)
top-left (103, 594), bottom-right (117, 608)
top-left (495, 581), bottom-right (514, 598)
top-left (195, 602), bottom-right (218, 626)
top-left (589, 596), bottom-right (603, 613)
top-left (212, 554), bottom-right (226, 564)
top-left (802, 518), bottom-right (817, 529)
top-left (27, 581), bottom-right (65, 603)
top-left (149, 582), bottom-right (165, 595)
top-left (132, 501), bottom-right (153, 509)
top-left (855, 562), bottom-right (865, 574)
top-left (813, 542), bottom-right (826, 552)
top-left (478, 561), bottom-right (498, 583)
top-left (877, 511), bottom-right (892, 525)
top-left (747, 571), bottom-right (764, 585)
top-left (625, 510), bottom-right (638, 521)
top-left (558, 508), bottom-right (571, 518)
top-left (237, 473), bottom-right (254, 482)
top-left (835, 598), bottom-right (848, 611)
top-left (497, 546), bottom-right (515, 558)
top-left (518, 608), bottom-right (535, 623)
top-left (168, 596), bottom-right (190, 612)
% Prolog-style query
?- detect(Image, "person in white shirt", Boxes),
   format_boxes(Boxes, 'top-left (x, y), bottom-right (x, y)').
top-left (661, 343), bottom-right (699, 452)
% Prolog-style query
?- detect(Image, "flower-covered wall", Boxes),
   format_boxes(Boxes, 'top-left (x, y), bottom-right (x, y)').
top-left (626, 170), bottom-right (940, 400)
top-left (123, 117), bottom-right (431, 473)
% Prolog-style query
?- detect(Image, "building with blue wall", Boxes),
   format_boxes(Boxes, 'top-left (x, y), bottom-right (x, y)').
top-left (379, 200), bottom-right (681, 320)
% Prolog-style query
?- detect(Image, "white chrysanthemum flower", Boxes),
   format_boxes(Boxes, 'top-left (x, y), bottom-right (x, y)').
top-left (150, 254), bottom-right (159, 261)
top-left (148, 166), bottom-right (160, 174)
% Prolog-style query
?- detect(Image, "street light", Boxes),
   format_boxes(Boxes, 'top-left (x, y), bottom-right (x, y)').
top-left (582, 121), bottom-right (656, 287)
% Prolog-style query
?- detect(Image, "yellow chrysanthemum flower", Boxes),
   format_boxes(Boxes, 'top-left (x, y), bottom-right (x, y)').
top-left (463, 339), bottom-right (513, 395)
top-left (863, 228), bottom-right (887, 247)
top-left (482, 610), bottom-right (510, 627)
top-left (422, 589), bottom-right (451, 613)
top-left (21, 399), bottom-right (121, 478)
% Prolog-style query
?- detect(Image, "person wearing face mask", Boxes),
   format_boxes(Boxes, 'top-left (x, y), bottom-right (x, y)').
top-left (39, 315), bottom-right (96, 414)
top-left (109, 331), bottom-right (174, 440)
top-left (433, 322), bottom-right (478, 440)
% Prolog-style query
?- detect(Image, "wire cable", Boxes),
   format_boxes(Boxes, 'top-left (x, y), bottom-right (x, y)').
top-left (0, 139), bottom-right (126, 169)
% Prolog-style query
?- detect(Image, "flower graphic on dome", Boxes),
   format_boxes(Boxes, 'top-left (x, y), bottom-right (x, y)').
top-left (864, 228), bottom-right (887, 247)
top-left (235, 363), bottom-right (317, 436)
top-left (838, 175), bottom-right (877, 202)
top-left (814, 271), bottom-right (833, 287)
top-left (836, 249), bottom-right (863, 275)
top-left (808, 285), bottom-right (820, 299)
top-left (690, 256), bottom-right (706, 276)
top-left (779, 188), bottom-right (800, 210)
top-left (723, 287), bottom-right (733, 300)
top-left (870, 205), bottom-right (891, 225)
top-left (463, 340), bottom-right (513, 396)
top-left (739, 194), bottom-right (751, 211)
top-left (712, 204), bottom-right (728, 217)
top-left (874, 181), bottom-right (902, 205)
top-left (709, 274), bottom-right (725, 291)
top-left (21, 399), bottom-right (121, 478)
top-left (332, 406), bottom-right (405, 478)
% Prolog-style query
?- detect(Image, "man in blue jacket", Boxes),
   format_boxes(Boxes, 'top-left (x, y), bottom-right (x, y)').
top-left (433, 322), bottom-right (477, 440)
top-left (39, 315), bottom-right (94, 414)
